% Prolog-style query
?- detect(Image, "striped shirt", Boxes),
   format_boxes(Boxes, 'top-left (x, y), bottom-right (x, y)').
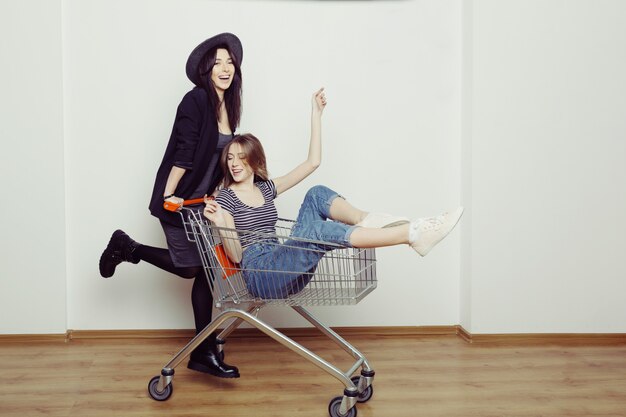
top-left (215, 180), bottom-right (278, 248)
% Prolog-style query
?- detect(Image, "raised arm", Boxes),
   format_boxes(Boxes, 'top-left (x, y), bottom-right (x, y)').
top-left (273, 88), bottom-right (327, 195)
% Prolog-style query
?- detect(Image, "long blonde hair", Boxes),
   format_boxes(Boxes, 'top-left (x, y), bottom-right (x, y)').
top-left (220, 133), bottom-right (269, 188)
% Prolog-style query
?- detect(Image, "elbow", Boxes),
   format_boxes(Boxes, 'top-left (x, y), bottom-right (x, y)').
top-left (310, 160), bottom-right (321, 170)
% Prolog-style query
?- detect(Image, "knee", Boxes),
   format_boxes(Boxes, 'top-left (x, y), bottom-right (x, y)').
top-left (179, 266), bottom-right (201, 279)
top-left (305, 185), bottom-right (332, 200)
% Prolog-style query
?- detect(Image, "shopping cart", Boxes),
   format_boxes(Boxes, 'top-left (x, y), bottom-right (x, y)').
top-left (148, 199), bottom-right (377, 417)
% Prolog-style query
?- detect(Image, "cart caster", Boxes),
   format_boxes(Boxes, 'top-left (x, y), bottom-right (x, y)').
top-left (351, 376), bottom-right (374, 403)
top-left (148, 376), bottom-right (173, 401)
top-left (328, 396), bottom-right (357, 417)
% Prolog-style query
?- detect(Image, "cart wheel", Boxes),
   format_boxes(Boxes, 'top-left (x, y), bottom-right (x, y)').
top-left (328, 396), bottom-right (357, 417)
top-left (148, 376), bottom-right (173, 401)
top-left (351, 376), bottom-right (374, 403)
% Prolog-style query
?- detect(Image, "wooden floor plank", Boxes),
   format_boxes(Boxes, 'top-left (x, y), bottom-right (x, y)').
top-left (1, 335), bottom-right (626, 416)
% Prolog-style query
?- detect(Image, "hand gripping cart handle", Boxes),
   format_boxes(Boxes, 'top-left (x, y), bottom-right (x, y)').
top-left (147, 198), bottom-right (377, 417)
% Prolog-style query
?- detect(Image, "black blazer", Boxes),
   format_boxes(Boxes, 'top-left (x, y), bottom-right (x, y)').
top-left (149, 87), bottom-right (223, 226)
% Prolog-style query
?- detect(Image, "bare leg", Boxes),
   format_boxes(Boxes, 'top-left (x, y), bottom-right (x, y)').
top-left (328, 196), bottom-right (368, 225)
top-left (324, 186), bottom-right (463, 254)
top-left (328, 195), bottom-right (411, 248)
top-left (328, 194), bottom-right (409, 229)
top-left (350, 206), bottom-right (464, 254)
top-left (349, 224), bottom-right (410, 248)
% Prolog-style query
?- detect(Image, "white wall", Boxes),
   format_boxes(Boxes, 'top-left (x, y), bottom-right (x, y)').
top-left (4, 0), bottom-right (624, 336)
top-left (461, 0), bottom-right (626, 333)
top-left (0, 0), bottom-right (67, 333)
top-left (64, 0), bottom-right (462, 331)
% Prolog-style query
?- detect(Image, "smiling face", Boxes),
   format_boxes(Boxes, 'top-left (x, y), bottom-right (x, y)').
top-left (220, 134), bottom-right (269, 189)
top-left (226, 142), bottom-right (255, 185)
top-left (211, 48), bottom-right (235, 95)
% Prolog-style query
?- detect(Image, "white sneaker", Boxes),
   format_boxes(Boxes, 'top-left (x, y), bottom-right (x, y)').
top-left (357, 212), bottom-right (410, 229)
top-left (409, 207), bottom-right (464, 256)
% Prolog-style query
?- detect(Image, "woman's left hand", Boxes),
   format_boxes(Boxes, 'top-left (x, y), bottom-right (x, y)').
top-left (312, 87), bottom-right (327, 115)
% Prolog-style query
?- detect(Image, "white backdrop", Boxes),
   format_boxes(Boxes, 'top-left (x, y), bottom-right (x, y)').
top-left (0, 0), bottom-right (67, 334)
top-left (63, 0), bottom-right (462, 331)
top-left (2, 0), bottom-right (625, 336)
top-left (461, 0), bottom-right (626, 333)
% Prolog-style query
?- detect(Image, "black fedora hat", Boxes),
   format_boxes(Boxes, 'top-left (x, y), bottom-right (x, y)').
top-left (185, 32), bottom-right (243, 86)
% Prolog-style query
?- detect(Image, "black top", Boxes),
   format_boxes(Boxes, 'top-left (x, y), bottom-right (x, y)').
top-left (148, 87), bottom-right (226, 226)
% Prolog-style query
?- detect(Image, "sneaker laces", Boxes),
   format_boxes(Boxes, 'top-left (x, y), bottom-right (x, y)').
top-left (409, 213), bottom-right (447, 244)
top-left (421, 215), bottom-right (445, 231)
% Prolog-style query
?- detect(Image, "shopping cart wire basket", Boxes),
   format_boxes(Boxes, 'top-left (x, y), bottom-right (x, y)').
top-left (148, 200), bottom-right (378, 417)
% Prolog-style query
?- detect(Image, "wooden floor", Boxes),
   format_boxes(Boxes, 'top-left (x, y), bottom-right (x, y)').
top-left (2, 334), bottom-right (626, 417)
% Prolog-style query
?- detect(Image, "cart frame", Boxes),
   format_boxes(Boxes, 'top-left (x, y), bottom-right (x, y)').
top-left (148, 207), bottom-right (377, 417)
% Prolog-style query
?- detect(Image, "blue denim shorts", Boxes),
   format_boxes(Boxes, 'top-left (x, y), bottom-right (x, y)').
top-left (241, 185), bottom-right (356, 299)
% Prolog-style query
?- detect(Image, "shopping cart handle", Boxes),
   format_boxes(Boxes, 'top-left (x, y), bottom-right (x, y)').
top-left (163, 197), bottom-right (212, 212)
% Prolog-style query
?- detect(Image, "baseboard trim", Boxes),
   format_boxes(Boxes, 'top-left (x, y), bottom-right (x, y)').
top-left (4, 327), bottom-right (626, 346)
top-left (460, 331), bottom-right (626, 346)
top-left (0, 333), bottom-right (69, 343)
top-left (456, 325), bottom-right (472, 343)
top-left (66, 325), bottom-right (458, 341)
top-left (66, 329), bottom-right (196, 340)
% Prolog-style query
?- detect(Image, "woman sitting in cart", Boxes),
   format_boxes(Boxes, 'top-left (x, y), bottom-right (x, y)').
top-left (203, 88), bottom-right (463, 299)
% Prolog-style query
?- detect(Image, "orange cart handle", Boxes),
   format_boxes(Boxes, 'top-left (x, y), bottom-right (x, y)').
top-left (163, 196), bottom-right (213, 212)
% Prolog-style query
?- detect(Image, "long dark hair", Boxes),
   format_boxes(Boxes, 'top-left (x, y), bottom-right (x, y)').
top-left (197, 45), bottom-right (242, 132)
top-left (220, 134), bottom-right (269, 189)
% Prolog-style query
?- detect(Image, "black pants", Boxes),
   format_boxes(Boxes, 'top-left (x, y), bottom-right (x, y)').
top-left (133, 245), bottom-right (213, 338)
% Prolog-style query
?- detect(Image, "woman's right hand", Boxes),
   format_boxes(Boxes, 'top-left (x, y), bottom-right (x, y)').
top-left (203, 200), bottom-right (227, 225)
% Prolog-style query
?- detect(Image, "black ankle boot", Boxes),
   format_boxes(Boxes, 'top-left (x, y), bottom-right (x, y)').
top-left (99, 230), bottom-right (140, 278)
top-left (187, 340), bottom-right (240, 378)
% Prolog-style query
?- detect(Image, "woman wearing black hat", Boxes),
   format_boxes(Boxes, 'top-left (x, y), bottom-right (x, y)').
top-left (98, 33), bottom-right (243, 379)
